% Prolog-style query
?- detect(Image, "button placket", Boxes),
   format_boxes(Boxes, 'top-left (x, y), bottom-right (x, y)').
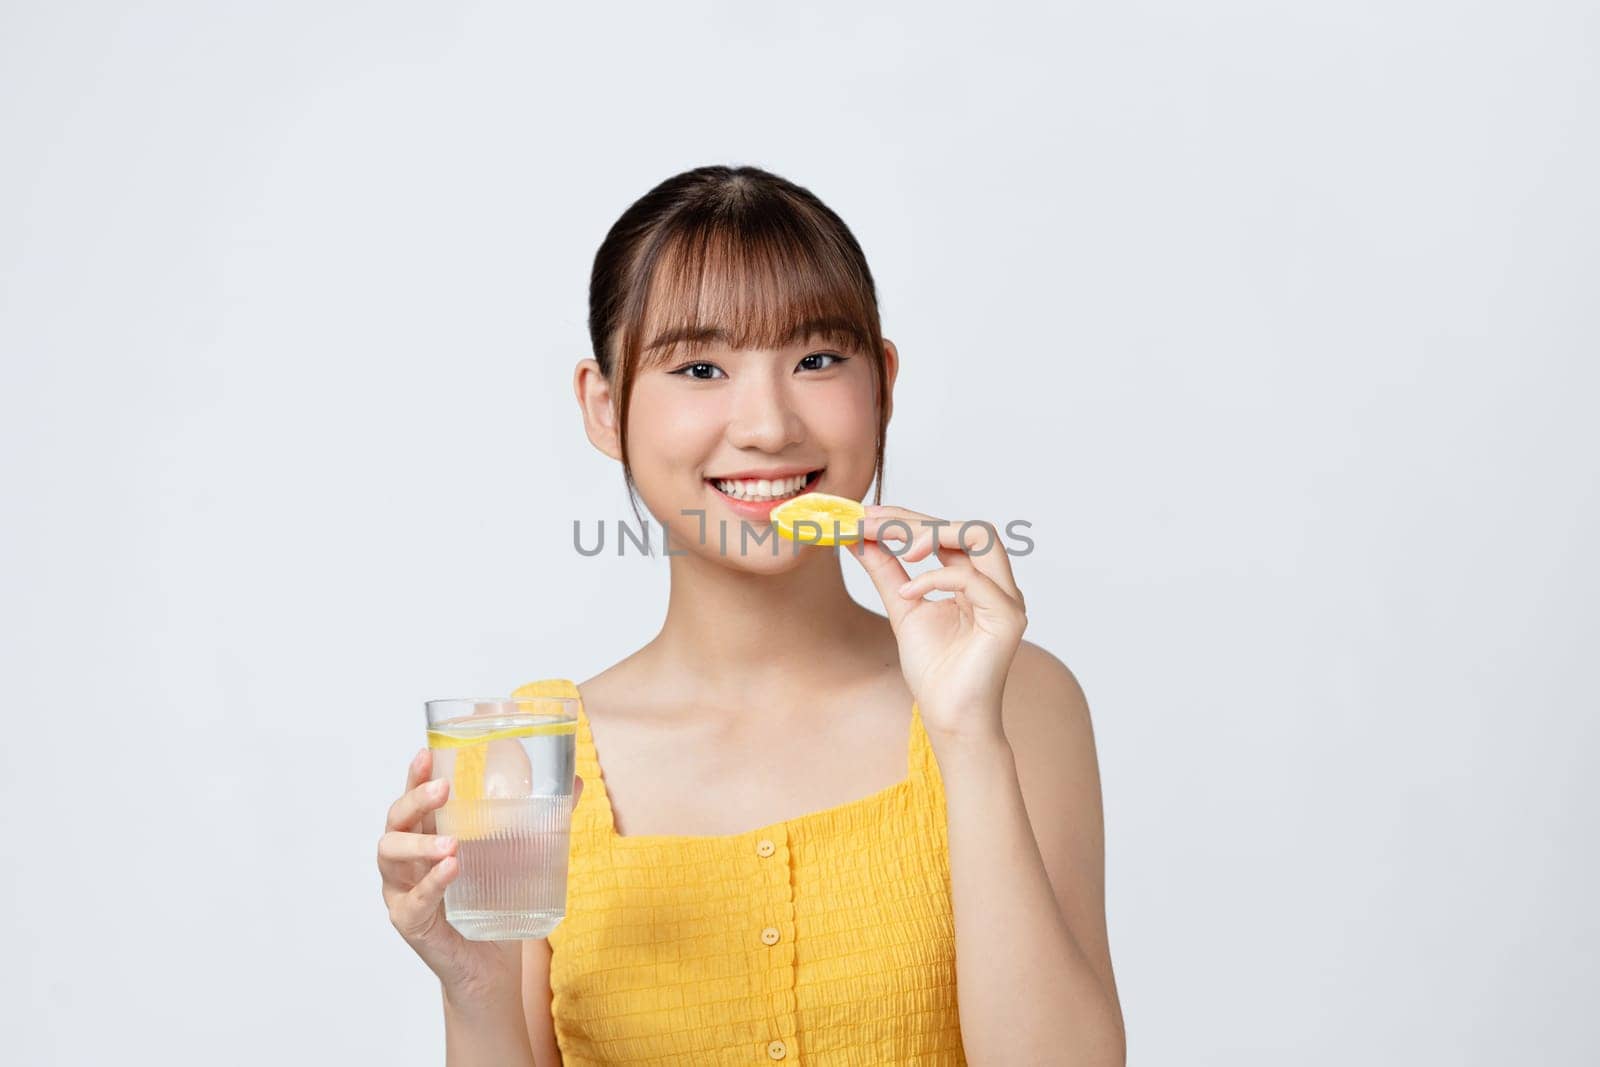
top-left (754, 827), bottom-right (796, 1062)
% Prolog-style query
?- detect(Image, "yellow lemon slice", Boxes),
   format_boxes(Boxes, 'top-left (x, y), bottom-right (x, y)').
top-left (424, 721), bottom-right (577, 749)
top-left (449, 743), bottom-right (489, 838)
top-left (770, 491), bottom-right (866, 546)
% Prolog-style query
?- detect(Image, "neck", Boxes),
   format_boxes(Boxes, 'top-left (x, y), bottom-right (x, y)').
top-left (642, 541), bottom-right (886, 704)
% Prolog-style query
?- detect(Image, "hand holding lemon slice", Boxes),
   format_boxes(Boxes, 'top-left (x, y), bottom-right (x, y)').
top-left (770, 491), bottom-right (866, 546)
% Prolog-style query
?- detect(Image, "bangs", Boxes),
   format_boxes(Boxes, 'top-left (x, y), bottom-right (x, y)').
top-left (623, 211), bottom-right (879, 369)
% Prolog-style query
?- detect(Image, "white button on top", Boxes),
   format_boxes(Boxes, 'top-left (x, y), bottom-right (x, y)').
top-left (760, 926), bottom-right (780, 946)
top-left (767, 1039), bottom-right (787, 1060)
top-left (755, 838), bottom-right (775, 858)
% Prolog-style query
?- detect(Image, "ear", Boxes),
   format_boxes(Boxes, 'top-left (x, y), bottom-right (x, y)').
top-left (880, 338), bottom-right (900, 427)
top-left (574, 359), bottom-right (623, 462)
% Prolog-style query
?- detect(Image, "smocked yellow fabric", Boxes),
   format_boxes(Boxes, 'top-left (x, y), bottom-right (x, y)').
top-left (510, 677), bottom-right (967, 1066)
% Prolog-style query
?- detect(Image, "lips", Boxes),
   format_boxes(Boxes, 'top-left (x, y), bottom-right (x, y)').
top-left (705, 469), bottom-right (824, 515)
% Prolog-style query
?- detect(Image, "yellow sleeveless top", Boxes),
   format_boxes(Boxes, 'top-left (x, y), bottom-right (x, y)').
top-left (511, 678), bottom-right (967, 1066)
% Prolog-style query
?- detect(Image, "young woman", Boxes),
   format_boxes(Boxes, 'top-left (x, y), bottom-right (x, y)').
top-left (377, 165), bottom-right (1125, 1066)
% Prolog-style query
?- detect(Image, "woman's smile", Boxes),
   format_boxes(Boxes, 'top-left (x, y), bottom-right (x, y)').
top-left (705, 467), bottom-right (826, 517)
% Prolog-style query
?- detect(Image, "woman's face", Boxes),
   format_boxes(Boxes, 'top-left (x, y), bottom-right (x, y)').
top-left (610, 328), bottom-right (897, 570)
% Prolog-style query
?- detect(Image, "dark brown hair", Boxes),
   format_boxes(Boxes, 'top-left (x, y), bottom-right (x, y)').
top-left (588, 165), bottom-right (889, 526)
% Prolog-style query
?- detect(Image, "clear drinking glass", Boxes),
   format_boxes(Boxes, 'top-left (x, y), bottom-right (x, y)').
top-left (424, 695), bottom-right (578, 940)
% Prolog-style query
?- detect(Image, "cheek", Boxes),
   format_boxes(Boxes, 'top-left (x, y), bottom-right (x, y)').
top-left (626, 384), bottom-right (723, 470)
top-left (805, 380), bottom-right (879, 451)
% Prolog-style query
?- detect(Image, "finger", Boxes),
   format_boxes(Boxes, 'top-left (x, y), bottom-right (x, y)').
top-left (404, 747), bottom-right (431, 795)
top-left (397, 748), bottom-right (443, 836)
top-left (946, 519), bottom-right (1022, 602)
top-left (862, 506), bottom-right (958, 566)
top-left (389, 855), bottom-right (461, 941)
top-left (938, 544), bottom-right (1025, 614)
top-left (378, 830), bottom-right (458, 871)
top-left (899, 563), bottom-right (1027, 635)
top-left (843, 535), bottom-right (915, 626)
top-left (867, 508), bottom-right (1022, 601)
top-left (931, 543), bottom-right (987, 592)
top-left (900, 523), bottom-right (946, 565)
top-left (377, 829), bottom-right (455, 896)
top-left (857, 510), bottom-right (945, 567)
top-left (386, 776), bottom-right (450, 833)
top-left (865, 508), bottom-right (1004, 578)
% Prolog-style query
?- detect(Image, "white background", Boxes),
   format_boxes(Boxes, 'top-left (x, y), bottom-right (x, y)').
top-left (2, 2), bottom-right (1596, 1064)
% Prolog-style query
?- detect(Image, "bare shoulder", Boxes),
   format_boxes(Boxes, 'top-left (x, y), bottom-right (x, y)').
top-left (1000, 639), bottom-right (1093, 736)
top-left (576, 648), bottom-right (662, 719)
top-left (998, 639), bottom-right (1122, 1020)
top-left (997, 639), bottom-right (1102, 850)
top-left (997, 638), bottom-right (1101, 839)
top-left (576, 656), bottom-right (636, 703)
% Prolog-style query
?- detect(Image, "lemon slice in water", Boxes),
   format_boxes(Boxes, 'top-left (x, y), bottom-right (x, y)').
top-left (426, 718), bottom-right (577, 838)
top-left (770, 491), bottom-right (866, 546)
top-left (424, 721), bottom-right (576, 749)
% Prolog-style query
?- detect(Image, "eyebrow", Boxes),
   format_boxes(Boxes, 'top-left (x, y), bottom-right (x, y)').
top-left (643, 316), bottom-right (866, 353)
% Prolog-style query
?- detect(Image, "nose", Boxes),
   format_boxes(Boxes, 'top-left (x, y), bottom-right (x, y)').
top-left (725, 365), bottom-right (805, 452)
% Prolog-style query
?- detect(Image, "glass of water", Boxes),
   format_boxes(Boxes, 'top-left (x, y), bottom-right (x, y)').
top-left (424, 695), bottom-right (578, 940)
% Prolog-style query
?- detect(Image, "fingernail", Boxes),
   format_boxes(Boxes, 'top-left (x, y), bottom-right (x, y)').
top-left (436, 835), bottom-right (455, 852)
top-left (428, 778), bottom-right (448, 796)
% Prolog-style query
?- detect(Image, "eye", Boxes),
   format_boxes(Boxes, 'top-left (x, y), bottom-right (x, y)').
top-left (798, 352), bottom-right (849, 372)
top-left (670, 362), bottom-right (726, 380)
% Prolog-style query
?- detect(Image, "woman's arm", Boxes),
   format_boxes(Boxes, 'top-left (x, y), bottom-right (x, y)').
top-left (930, 640), bottom-right (1126, 1066)
top-left (440, 941), bottom-right (538, 1067)
top-left (521, 938), bottom-right (564, 1066)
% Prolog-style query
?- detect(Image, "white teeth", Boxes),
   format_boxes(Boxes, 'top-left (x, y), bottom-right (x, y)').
top-left (712, 472), bottom-right (813, 500)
